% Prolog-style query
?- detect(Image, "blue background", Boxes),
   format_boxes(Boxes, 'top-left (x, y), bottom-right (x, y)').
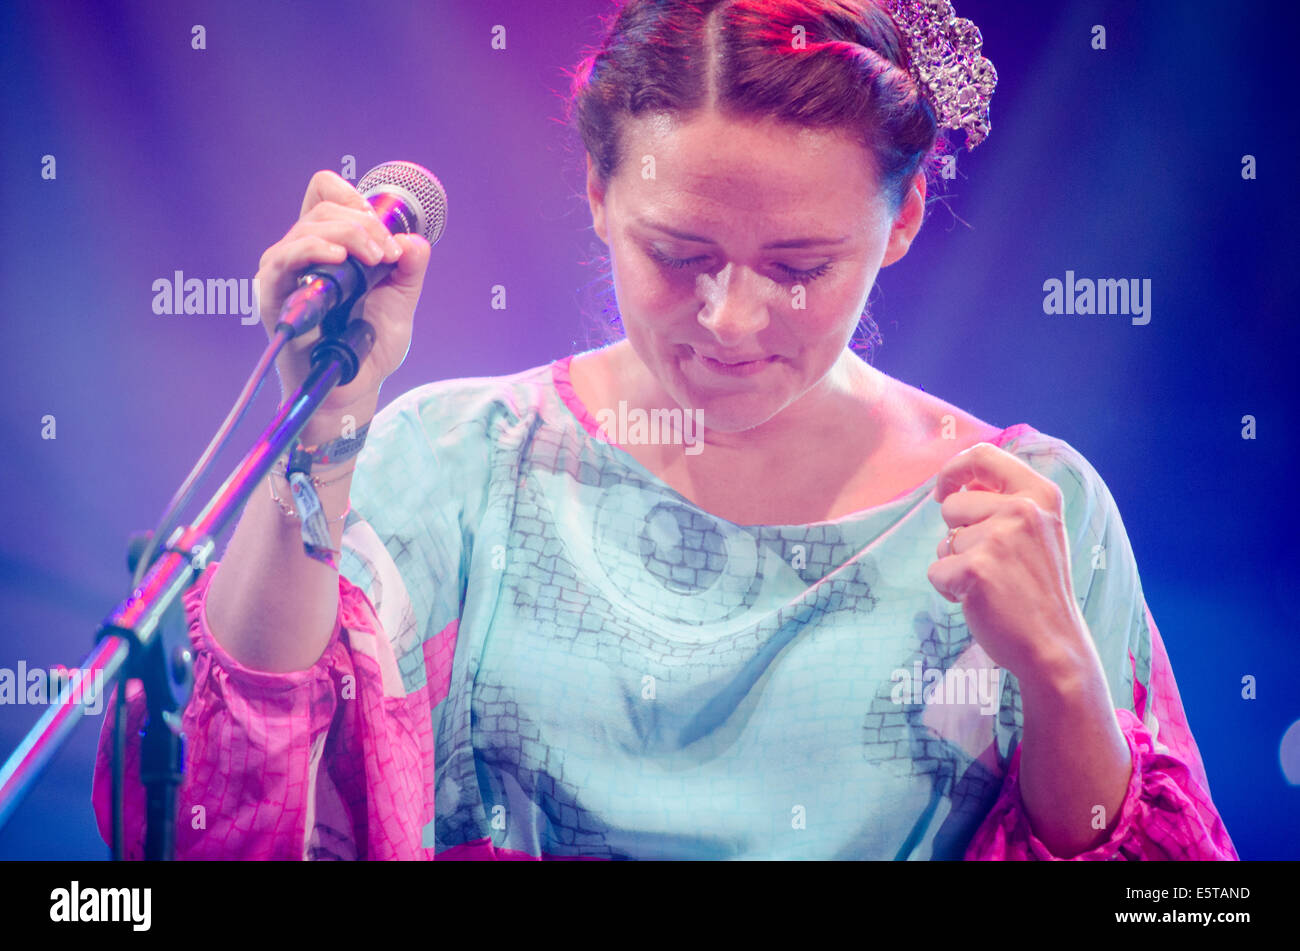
top-left (0, 0), bottom-right (1295, 859)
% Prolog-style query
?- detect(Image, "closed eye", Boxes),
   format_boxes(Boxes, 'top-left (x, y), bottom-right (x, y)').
top-left (646, 246), bottom-right (707, 271)
top-left (646, 246), bottom-right (833, 284)
top-left (776, 262), bottom-right (833, 283)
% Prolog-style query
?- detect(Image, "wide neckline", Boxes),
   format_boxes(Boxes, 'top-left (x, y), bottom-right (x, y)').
top-left (549, 351), bottom-right (1020, 531)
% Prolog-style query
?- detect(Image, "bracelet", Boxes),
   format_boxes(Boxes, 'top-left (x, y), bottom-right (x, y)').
top-left (273, 437), bottom-right (358, 570)
top-left (270, 459), bottom-right (356, 489)
top-left (267, 473), bottom-right (351, 523)
top-left (295, 421), bottom-right (371, 467)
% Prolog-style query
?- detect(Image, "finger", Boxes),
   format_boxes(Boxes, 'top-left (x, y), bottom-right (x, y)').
top-left (939, 487), bottom-right (1028, 529)
top-left (927, 537), bottom-right (996, 602)
top-left (300, 170), bottom-right (371, 219)
top-left (271, 232), bottom-right (351, 267)
top-left (927, 554), bottom-right (973, 603)
top-left (386, 234), bottom-right (431, 285)
top-left (258, 235), bottom-right (349, 298)
top-left (298, 204), bottom-right (401, 264)
top-left (934, 515), bottom-right (991, 560)
top-left (933, 442), bottom-right (1043, 504)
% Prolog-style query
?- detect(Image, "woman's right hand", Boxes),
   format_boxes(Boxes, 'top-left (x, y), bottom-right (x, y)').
top-left (255, 169), bottom-right (432, 432)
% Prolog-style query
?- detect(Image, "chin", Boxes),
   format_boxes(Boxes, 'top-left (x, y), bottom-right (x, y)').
top-left (675, 389), bottom-right (786, 435)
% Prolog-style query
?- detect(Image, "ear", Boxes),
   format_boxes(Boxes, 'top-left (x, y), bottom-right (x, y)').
top-left (586, 153), bottom-right (609, 245)
top-left (880, 171), bottom-right (926, 267)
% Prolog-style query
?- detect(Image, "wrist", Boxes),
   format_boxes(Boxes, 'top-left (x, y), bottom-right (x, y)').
top-left (1017, 642), bottom-right (1113, 723)
top-left (271, 457), bottom-right (357, 485)
top-left (294, 410), bottom-right (375, 458)
top-left (284, 388), bottom-right (379, 440)
top-left (266, 468), bottom-right (353, 524)
top-left (1016, 607), bottom-right (1100, 694)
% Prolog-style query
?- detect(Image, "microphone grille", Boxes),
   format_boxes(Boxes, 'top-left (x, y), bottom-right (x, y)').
top-left (357, 160), bottom-right (448, 245)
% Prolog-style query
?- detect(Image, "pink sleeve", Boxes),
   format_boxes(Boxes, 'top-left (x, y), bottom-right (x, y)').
top-left (91, 560), bottom-right (443, 860)
top-left (964, 604), bottom-right (1238, 860)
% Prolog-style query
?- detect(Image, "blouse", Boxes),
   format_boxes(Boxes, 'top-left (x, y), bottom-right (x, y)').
top-left (92, 352), bottom-right (1238, 860)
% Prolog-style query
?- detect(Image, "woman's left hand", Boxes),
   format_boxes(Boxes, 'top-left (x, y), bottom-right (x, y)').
top-left (926, 442), bottom-right (1094, 684)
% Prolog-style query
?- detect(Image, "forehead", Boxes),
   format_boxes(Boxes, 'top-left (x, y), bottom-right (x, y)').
top-left (611, 110), bottom-right (883, 230)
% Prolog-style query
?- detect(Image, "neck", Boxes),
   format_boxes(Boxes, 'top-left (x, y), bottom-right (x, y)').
top-left (614, 339), bottom-right (889, 461)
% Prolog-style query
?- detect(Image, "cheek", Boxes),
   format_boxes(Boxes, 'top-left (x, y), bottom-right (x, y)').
top-left (790, 272), bottom-right (870, 340)
top-left (611, 242), bottom-right (686, 319)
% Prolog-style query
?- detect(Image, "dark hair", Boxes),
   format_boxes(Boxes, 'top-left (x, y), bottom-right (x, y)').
top-left (565, 0), bottom-right (947, 362)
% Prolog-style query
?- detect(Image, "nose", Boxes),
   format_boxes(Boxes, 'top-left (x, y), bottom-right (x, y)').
top-left (696, 263), bottom-right (770, 346)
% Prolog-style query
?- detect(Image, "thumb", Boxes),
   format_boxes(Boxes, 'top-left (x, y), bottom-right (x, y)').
top-left (388, 233), bottom-right (431, 287)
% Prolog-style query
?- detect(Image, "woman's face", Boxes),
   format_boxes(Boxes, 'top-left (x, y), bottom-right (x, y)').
top-left (587, 109), bottom-right (925, 438)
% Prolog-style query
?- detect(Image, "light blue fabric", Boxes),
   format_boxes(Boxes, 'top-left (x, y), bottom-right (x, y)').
top-left (337, 352), bottom-right (1152, 859)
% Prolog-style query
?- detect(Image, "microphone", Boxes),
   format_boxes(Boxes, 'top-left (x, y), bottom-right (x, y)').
top-left (275, 160), bottom-right (448, 340)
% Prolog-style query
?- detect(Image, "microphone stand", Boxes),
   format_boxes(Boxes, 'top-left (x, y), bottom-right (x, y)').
top-left (0, 314), bottom-right (376, 859)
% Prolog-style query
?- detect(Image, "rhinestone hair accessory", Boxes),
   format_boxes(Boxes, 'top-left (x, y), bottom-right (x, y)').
top-left (880, 0), bottom-right (998, 149)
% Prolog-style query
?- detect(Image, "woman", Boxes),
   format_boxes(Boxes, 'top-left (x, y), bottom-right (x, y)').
top-left (94, 0), bottom-right (1236, 860)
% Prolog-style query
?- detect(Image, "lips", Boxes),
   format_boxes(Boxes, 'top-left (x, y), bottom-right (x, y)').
top-left (689, 347), bottom-right (779, 377)
top-left (700, 354), bottom-right (771, 365)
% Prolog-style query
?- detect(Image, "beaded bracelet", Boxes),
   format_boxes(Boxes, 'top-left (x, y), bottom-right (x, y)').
top-left (270, 458), bottom-right (356, 491)
top-left (267, 473), bottom-right (352, 523)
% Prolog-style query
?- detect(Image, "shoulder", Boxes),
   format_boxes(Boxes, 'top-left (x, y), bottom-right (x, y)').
top-left (987, 425), bottom-right (1137, 582)
top-left (885, 374), bottom-right (1107, 489)
top-left (879, 373), bottom-right (1003, 475)
top-left (882, 374), bottom-right (998, 442)
top-left (349, 356), bottom-right (568, 511)
top-left (373, 358), bottom-right (560, 442)
top-left (885, 373), bottom-right (1123, 527)
top-left (993, 424), bottom-right (1112, 505)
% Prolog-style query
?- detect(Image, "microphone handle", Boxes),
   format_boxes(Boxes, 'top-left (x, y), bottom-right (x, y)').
top-left (276, 257), bottom-right (396, 339)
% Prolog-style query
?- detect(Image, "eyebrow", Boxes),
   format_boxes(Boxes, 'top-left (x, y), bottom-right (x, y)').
top-left (635, 218), bottom-right (850, 249)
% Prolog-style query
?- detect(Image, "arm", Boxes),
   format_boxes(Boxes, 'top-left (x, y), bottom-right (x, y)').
top-left (91, 382), bottom-right (478, 860)
top-left (91, 168), bottom-right (446, 858)
top-left (203, 412), bottom-right (372, 674)
top-left (1013, 630), bottom-right (1134, 857)
top-left (91, 560), bottom-right (442, 860)
top-left (943, 432), bottom-right (1237, 860)
top-left (964, 604), bottom-right (1237, 861)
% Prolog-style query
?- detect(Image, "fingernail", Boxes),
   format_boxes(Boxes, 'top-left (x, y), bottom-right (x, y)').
top-left (386, 237), bottom-right (401, 256)
top-left (366, 240), bottom-right (383, 260)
